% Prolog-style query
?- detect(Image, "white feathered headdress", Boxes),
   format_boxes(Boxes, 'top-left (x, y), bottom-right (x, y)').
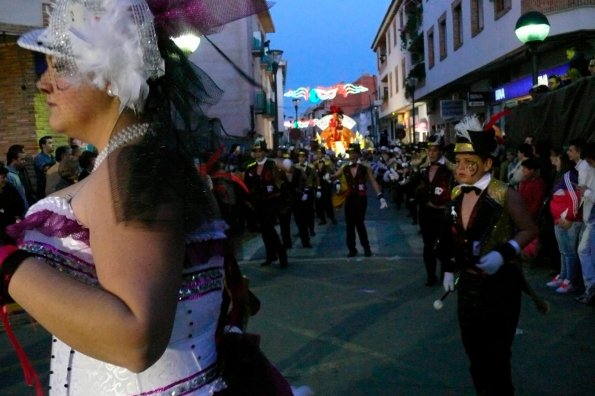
top-left (18, 0), bottom-right (165, 113)
top-left (453, 115), bottom-right (483, 142)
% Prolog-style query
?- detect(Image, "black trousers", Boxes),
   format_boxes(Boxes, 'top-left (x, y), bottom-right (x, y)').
top-left (255, 200), bottom-right (286, 264)
top-left (344, 195), bottom-right (370, 253)
top-left (457, 266), bottom-right (522, 396)
top-left (316, 185), bottom-right (336, 223)
top-left (418, 204), bottom-right (448, 281)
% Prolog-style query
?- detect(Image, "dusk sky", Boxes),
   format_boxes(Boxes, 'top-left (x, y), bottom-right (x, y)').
top-left (268, 0), bottom-right (391, 113)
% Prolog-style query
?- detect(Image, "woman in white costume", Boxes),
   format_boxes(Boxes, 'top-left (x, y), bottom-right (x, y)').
top-left (0, 0), bottom-right (270, 394)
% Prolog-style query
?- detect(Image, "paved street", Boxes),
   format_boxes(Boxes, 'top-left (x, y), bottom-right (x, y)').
top-left (2, 198), bottom-right (595, 395)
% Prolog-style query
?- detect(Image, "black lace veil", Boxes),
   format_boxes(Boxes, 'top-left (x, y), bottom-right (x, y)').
top-left (108, 36), bottom-right (223, 232)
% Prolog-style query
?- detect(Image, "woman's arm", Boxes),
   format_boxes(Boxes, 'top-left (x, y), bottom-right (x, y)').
top-left (8, 167), bottom-right (185, 372)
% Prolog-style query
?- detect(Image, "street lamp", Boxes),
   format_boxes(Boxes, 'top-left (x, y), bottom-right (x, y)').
top-left (172, 33), bottom-right (201, 54)
top-left (406, 76), bottom-right (418, 143)
top-left (515, 11), bottom-right (550, 86)
top-left (269, 49), bottom-right (284, 151)
top-left (292, 98), bottom-right (300, 128)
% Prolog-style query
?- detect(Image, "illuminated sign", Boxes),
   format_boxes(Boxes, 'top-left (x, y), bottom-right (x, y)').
top-left (285, 83), bottom-right (369, 103)
top-left (493, 64), bottom-right (569, 101)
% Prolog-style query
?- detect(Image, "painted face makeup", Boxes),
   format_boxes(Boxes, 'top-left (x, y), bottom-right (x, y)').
top-left (454, 154), bottom-right (491, 185)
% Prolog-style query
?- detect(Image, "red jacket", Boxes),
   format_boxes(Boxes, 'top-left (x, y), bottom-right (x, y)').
top-left (519, 176), bottom-right (546, 219)
top-left (549, 170), bottom-right (581, 223)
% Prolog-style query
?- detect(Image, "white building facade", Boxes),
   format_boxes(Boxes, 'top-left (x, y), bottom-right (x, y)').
top-left (373, 0), bottom-right (595, 144)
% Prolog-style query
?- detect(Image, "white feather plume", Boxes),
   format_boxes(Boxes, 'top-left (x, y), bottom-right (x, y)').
top-left (68, 0), bottom-right (153, 112)
top-left (454, 115), bottom-right (482, 142)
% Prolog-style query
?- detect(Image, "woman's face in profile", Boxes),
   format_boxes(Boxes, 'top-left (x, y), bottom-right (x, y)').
top-left (37, 56), bottom-right (114, 138)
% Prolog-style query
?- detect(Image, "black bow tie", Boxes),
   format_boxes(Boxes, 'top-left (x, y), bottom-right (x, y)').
top-left (461, 185), bottom-right (482, 195)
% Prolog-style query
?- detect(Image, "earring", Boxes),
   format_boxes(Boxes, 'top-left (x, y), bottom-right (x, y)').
top-left (107, 87), bottom-right (114, 97)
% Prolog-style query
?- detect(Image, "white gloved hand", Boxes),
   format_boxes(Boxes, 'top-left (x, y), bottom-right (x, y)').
top-left (301, 193), bottom-right (308, 201)
top-left (316, 189), bottom-right (322, 199)
top-left (443, 272), bottom-right (455, 292)
top-left (323, 173), bottom-right (331, 182)
top-left (389, 170), bottom-right (399, 182)
top-left (379, 197), bottom-right (388, 209)
top-left (476, 251), bottom-right (504, 275)
top-left (335, 181), bottom-right (341, 193)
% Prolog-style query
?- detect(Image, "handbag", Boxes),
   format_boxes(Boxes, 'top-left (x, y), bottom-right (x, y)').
top-left (216, 251), bottom-right (293, 396)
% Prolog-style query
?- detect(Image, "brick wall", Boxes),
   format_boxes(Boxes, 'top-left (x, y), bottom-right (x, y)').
top-left (521, 0), bottom-right (595, 13)
top-left (0, 37), bottom-right (39, 159)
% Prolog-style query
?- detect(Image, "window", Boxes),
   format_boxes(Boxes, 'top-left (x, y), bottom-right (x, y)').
top-left (493, 0), bottom-right (511, 20)
top-left (427, 27), bottom-right (435, 69)
top-left (393, 18), bottom-right (398, 48)
top-left (401, 58), bottom-right (406, 88)
top-left (471, 0), bottom-right (484, 37)
top-left (438, 12), bottom-right (447, 61)
top-left (394, 66), bottom-right (399, 94)
top-left (389, 72), bottom-right (393, 98)
top-left (387, 31), bottom-right (391, 54)
top-left (452, 0), bottom-right (463, 50)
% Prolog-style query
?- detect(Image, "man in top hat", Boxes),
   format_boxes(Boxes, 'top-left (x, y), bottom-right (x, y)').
top-left (244, 140), bottom-right (288, 268)
top-left (313, 148), bottom-right (337, 225)
top-left (333, 143), bottom-right (387, 257)
top-left (416, 133), bottom-right (453, 286)
top-left (279, 155), bottom-right (312, 249)
top-left (295, 149), bottom-right (319, 237)
top-left (442, 116), bottom-right (537, 395)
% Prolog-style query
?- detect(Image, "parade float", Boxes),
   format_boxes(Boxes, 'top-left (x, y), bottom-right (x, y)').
top-left (284, 82), bottom-right (371, 155)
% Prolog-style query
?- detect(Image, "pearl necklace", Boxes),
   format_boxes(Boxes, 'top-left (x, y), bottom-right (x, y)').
top-left (93, 123), bottom-right (151, 171)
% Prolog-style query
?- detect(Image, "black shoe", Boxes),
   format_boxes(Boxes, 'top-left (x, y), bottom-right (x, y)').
top-left (319, 221), bottom-right (327, 225)
top-left (261, 260), bottom-right (273, 267)
top-left (331, 218), bottom-right (337, 225)
top-left (279, 258), bottom-right (288, 268)
top-left (576, 294), bottom-right (595, 305)
top-left (347, 250), bottom-right (358, 257)
top-left (303, 243), bottom-right (313, 248)
top-left (364, 249), bottom-right (372, 257)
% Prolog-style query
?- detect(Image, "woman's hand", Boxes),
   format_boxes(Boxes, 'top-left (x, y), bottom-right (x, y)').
top-left (559, 219), bottom-right (572, 230)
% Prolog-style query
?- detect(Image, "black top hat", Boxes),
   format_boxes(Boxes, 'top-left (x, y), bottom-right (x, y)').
top-left (453, 115), bottom-right (498, 158)
top-left (453, 130), bottom-right (497, 158)
top-left (346, 143), bottom-right (361, 154)
top-left (252, 140), bottom-right (267, 151)
top-left (427, 133), bottom-right (445, 148)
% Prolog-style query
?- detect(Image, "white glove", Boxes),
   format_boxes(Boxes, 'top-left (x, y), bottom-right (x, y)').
top-left (476, 251), bottom-right (504, 275)
top-left (379, 197), bottom-right (388, 209)
top-left (316, 189), bottom-right (322, 199)
top-left (443, 272), bottom-right (455, 292)
top-left (389, 170), bottom-right (399, 182)
top-left (323, 173), bottom-right (331, 182)
top-left (301, 193), bottom-right (308, 201)
top-left (335, 181), bottom-right (341, 193)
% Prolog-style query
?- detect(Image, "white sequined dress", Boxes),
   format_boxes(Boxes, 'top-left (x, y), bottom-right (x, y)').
top-left (10, 196), bottom-right (228, 396)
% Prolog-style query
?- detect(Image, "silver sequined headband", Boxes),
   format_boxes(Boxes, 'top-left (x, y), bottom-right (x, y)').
top-left (18, 0), bottom-right (165, 112)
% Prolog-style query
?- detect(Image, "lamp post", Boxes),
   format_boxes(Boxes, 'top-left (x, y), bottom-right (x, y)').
top-left (172, 33), bottom-right (201, 54)
top-left (405, 76), bottom-right (418, 143)
top-left (269, 49), bottom-right (284, 151)
top-left (292, 98), bottom-right (300, 127)
top-left (515, 11), bottom-right (550, 86)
